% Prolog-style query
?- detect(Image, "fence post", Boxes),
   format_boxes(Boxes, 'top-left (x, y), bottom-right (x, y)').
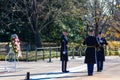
top-left (56, 47), bottom-right (58, 58)
top-left (26, 46), bottom-right (29, 62)
top-left (48, 47), bottom-right (52, 63)
top-left (35, 48), bottom-right (37, 62)
top-left (42, 48), bottom-right (45, 60)
top-left (79, 46), bottom-right (82, 58)
top-left (71, 48), bottom-right (75, 59)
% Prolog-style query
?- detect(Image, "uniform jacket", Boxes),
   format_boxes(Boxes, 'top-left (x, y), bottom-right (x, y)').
top-left (60, 35), bottom-right (68, 61)
top-left (83, 36), bottom-right (98, 64)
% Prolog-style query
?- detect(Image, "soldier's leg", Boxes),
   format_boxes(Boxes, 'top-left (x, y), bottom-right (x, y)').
top-left (64, 61), bottom-right (69, 72)
top-left (97, 61), bottom-right (101, 72)
top-left (62, 61), bottom-right (65, 72)
top-left (100, 61), bottom-right (103, 71)
top-left (65, 61), bottom-right (67, 71)
top-left (87, 64), bottom-right (94, 76)
top-left (62, 61), bottom-right (64, 72)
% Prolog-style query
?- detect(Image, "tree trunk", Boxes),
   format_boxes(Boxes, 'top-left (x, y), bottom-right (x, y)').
top-left (94, 0), bottom-right (99, 37)
top-left (33, 0), bottom-right (42, 48)
top-left (95, 22), bottom-right (98, 37)
top-left (34, 30), bottom-right (42, 48)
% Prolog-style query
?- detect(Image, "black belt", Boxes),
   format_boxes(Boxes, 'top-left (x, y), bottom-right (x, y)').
top-left (86, 46), bottom-right (95, 48)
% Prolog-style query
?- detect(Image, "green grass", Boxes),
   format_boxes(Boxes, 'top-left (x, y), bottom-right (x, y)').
top-left (0, 50), bottom-right (60, 61)
top-left (1, 47), bottom-right (119, 61)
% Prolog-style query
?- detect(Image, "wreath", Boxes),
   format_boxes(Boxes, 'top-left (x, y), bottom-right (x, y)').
top-left (10, 34), bottom-right (22, 57)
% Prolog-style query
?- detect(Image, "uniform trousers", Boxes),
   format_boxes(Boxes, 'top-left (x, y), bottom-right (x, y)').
top-left (97, 61), bottom-right (103, 71)
top-left (62, 60), bottom-right (67, 72)
top-left (87, 64), bottom-right (94, 75)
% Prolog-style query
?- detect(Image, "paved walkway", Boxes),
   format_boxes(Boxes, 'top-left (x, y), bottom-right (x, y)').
top-left (0, 56), bottom-right (120, 80)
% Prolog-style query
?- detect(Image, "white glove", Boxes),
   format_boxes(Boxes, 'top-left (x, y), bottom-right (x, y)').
top-left (100, 39), bottom-right (103, 43)
top-left (63, 51), bottom-right (66, 54)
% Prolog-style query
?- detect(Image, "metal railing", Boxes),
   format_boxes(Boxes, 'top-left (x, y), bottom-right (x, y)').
top-left (1, 45), bottom-right (85, 62)
top-left (34, 46), bottom-right (85, 62)
top-left (35, 47), bottom-right (61, 62)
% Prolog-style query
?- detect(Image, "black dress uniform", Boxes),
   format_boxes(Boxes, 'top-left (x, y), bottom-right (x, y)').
top-left (60, 33), bottom-right (69, 73)
top-left (97, 35), bottom-right (108, 72)
top-left (83, 34), bottom-right (98, 76)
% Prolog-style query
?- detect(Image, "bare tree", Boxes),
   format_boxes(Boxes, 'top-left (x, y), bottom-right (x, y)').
top-left (108, 0), bottom-right (120, 33)
top-left (84, 0), bottom-right (113, 36)
top-left (1, 0), bottom-right (64, 47)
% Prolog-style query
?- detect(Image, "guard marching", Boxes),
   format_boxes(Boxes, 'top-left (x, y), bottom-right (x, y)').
top-left (96, 32), bottom-right (108, 72)
top-left (60, 30), bottom-right (69, 73)
top-left (83, 29), bottom-right (99, 76)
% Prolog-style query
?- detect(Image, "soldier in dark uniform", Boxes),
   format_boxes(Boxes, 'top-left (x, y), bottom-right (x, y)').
top-left (60, 30), bottom-right (69, 73)
top-left (83, 29), bottom-right (98, 76)
top-left (96, 32), bottom-right (108, 72)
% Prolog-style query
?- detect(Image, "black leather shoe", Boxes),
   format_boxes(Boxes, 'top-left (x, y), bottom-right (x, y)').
top-left (97, 70), bottom-right (102, 72)
top-left (62, 70), bottom-right (69, 73)
top-left (88, 74), bottom-right (93, 76)
top-left (65, 70), bottom-right (69, 73)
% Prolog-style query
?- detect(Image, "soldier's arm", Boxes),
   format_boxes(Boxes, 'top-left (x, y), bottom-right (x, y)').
top-left (83, 39), bottom-right (86, 45)
top-left (103, 38), bottom-right (108, 45)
